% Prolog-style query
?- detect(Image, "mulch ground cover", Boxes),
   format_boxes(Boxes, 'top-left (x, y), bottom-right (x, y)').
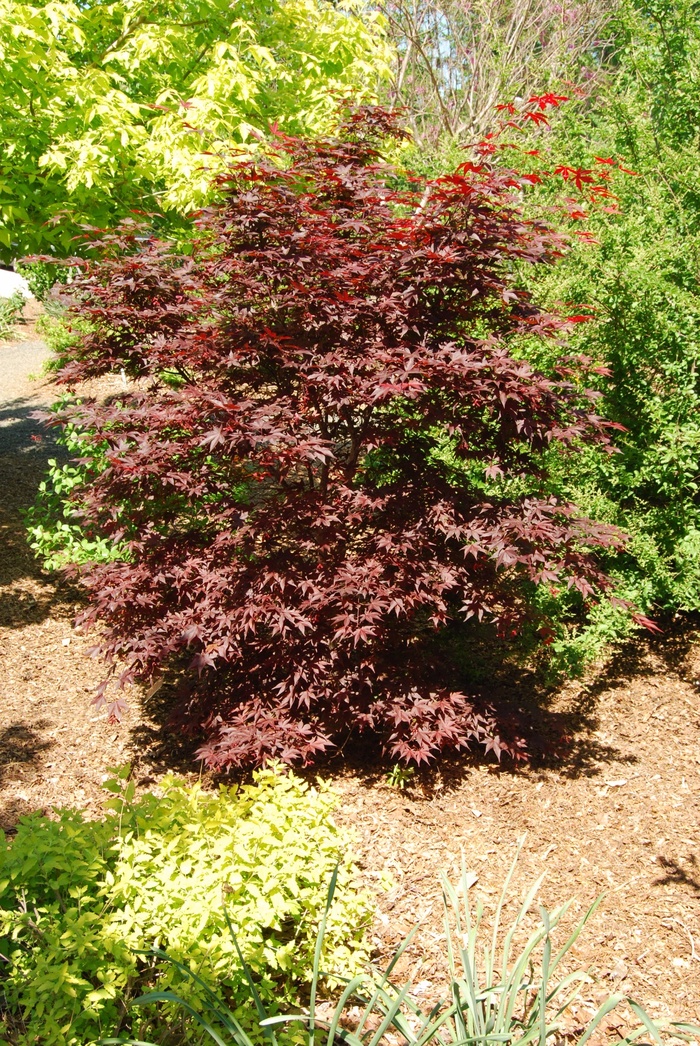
top-left (2, 312), bottom-right (699, 1034)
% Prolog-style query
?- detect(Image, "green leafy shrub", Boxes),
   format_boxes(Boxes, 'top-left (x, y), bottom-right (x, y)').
top-left (35, 304), bottom-right (94, 380)
top-left (510, 99), bottom-right (700, 668)
top-left (15, 261), bottom-right (73, 302)
top-left (36, 311), bottom-right (88, 357)
top-left (25, 405), bottom-right (124, 571)
top-left (110, 842), bottom-right (700, 1046)
top-left (507, 0), bottom-right (700, 671)
top-left (389, 2), bottom-right (700, 676)
top-left (0, 291), bottom-right (24, 339)
top-left (0, 766), bottom-right (372, 1046)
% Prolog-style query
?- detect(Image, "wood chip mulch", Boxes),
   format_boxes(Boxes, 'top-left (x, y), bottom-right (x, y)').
top-left (2, 315), bottom-right (699, 1035)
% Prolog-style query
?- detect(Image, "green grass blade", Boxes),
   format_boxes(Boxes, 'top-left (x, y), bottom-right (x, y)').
top-left (261, 1016), bottom-right (310, 1027)
top-left (414, 1014), bottom-right (465, 1046)
top-left (355, 926), bottom-right (420, 1037)
top-left (547, 897), bottom-right (603, 979)
top-left (260, 1012), bottom-right (365, 1046)
top-left (366, 981), bottom-right (414, 1046)
top-left (575, 995), bottom-right (624, 1046)
top-left (628, 999), bottom-right (663, 1045)
top-left (137, 948), bottom-right (255, 1046)
top-left (309, 865), bottom-right (339, 1046)
top-left (133, 991), bottom-right (231, 1046)
top-left (442, 889), bottom-right (470, 1044)
top-left (97, 1039), bottom-right (160, 1045)
top-left (133, 990), bottom-right (191, 1005)
top-left (545, 970), bottom-right (591, 1019)
top-left (142, 948), bottom-right (239, 1020)
top-left (325, 975), bottom-right (366, 1046)
top-left (495, 921), bottom-right (549, 1033)
top-left (490, 835), bottom-right (526, 986)
top-left (495, 870), bottom-right (547, 1033)
top-left (537, 908), bottom-right (551, 1046)
top-left (359, 979), bottom-right (454, 1046)
top-left (224, 909), bottom-right (277, 1046)
top-left (670, 1023), bottom-right (700, 1039)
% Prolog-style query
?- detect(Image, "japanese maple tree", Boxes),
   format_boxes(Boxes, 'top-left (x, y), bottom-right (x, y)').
top-left (49, 106), bottom-right (624, 768)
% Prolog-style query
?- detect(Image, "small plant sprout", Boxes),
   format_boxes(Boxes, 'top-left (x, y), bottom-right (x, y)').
top-left (386, 765), bottom-right (416, 790)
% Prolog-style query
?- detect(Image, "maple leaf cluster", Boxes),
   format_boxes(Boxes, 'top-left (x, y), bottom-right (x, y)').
top-left (49, 107), bottom-right (624, 768)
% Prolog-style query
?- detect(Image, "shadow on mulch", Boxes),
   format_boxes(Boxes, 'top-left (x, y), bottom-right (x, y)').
top-left (127, 682), bottom-right (208, 779)
top-left (584, 618), bottom-right (699, 693)
top-left (654, 853), bottom-right (700, 896)
top-left (0, 720), bottom-right (54, 786)
top-left (0, 396), bottom-right (79, 629)
top-left (0, 721), bottom-right (55, 832)
top-left (124, 616), bottom-right (700, 793)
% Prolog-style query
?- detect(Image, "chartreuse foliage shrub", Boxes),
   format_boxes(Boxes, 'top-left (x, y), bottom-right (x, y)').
top-left (41, 106), bottom-right (629, 769)
top-left (0, 766), bottom-right (371, 1046)
top-left (106, 842), bottom-right (700, 1046)
top-left (0, 0), bottom-right (391, 260)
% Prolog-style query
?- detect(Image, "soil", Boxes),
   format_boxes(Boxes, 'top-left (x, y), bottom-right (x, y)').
top-left (2, 307), bottom-right (700, 1035)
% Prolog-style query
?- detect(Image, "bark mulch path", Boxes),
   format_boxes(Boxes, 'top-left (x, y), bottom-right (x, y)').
top-left (1, 314), bottom-right (699, 1034)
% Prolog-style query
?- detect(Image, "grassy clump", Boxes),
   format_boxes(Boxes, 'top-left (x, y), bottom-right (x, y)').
top-left (0, 292), bottom-right (24, 340)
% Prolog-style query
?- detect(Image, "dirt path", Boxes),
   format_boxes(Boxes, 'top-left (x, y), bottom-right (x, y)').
top-left (1, 321), bottom-right (699, 1031)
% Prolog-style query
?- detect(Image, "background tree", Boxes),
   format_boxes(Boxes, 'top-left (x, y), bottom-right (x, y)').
top-left (379, 0), bottom-right (616, 146)
top-left (0, 0), bottom-right (391, 260)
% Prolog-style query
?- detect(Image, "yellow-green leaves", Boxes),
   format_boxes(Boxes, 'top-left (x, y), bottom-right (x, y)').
top-left (0, 766), bottom-right (371, 1046)
top-left (0, 0), bottom-right (392, 260)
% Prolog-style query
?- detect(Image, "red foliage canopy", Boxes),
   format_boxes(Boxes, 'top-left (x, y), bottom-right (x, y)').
top-left (51, 107), bottom-right (623, 768)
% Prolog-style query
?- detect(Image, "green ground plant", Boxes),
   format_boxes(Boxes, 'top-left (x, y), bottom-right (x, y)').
top-left (35, 311), bottom-right (90, 364)
top-left (0, 766), bottom-right (372, 1046)
top-left (101, 842), bottom-right (700, 1046)
top-left (25, 401), bottom-right (125, 570)
top-left (0, 292), bottom-right (24, 339)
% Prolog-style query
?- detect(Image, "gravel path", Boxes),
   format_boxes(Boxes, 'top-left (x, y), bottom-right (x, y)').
top-left (0, 333), bottom-right (64, 602)
top-left (1, 338), bottom-right (51, 399)
top-left (0, 337), bottom-right (59, 492)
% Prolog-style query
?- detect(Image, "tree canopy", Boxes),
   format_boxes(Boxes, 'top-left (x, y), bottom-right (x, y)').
top-left (0, 0), bottom-right (391, 260)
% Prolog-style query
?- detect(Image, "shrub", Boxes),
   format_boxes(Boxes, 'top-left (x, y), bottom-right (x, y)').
top-left (25, 405), bottom-right (126, 571)
top-left (46, 107), bottom-right (626, 768)
top-left (36, 311), bottom-right (90, 359)
top-left (449, 2), bottom-right (700, 670)
top-left (0, 291), bottom-right (24, 339)
top-left (0, 766), bottom-right (371, 1046)
top-left (16, 261), bottom-right (73, 303)
top-left (105, 844), bottom-right (700, 1046)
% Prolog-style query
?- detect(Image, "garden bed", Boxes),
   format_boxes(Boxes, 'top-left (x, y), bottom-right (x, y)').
top-left (2, 325), bottom-right (699, 1032)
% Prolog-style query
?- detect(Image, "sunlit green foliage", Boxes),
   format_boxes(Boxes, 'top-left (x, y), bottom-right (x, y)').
top-left (0, 766), bottom-right (371, 1046)
top-left (0, 0), bottom-right (391, 260)
top-left (26, 411), bottom-right (125, 570)
top-left (504, 0), bottom-right (700, 667)
top-left (398, 1), bottom-right (700, 670)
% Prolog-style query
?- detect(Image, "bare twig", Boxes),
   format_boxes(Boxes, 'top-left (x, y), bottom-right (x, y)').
top-left (380, 0), bottom-right (619, 145)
